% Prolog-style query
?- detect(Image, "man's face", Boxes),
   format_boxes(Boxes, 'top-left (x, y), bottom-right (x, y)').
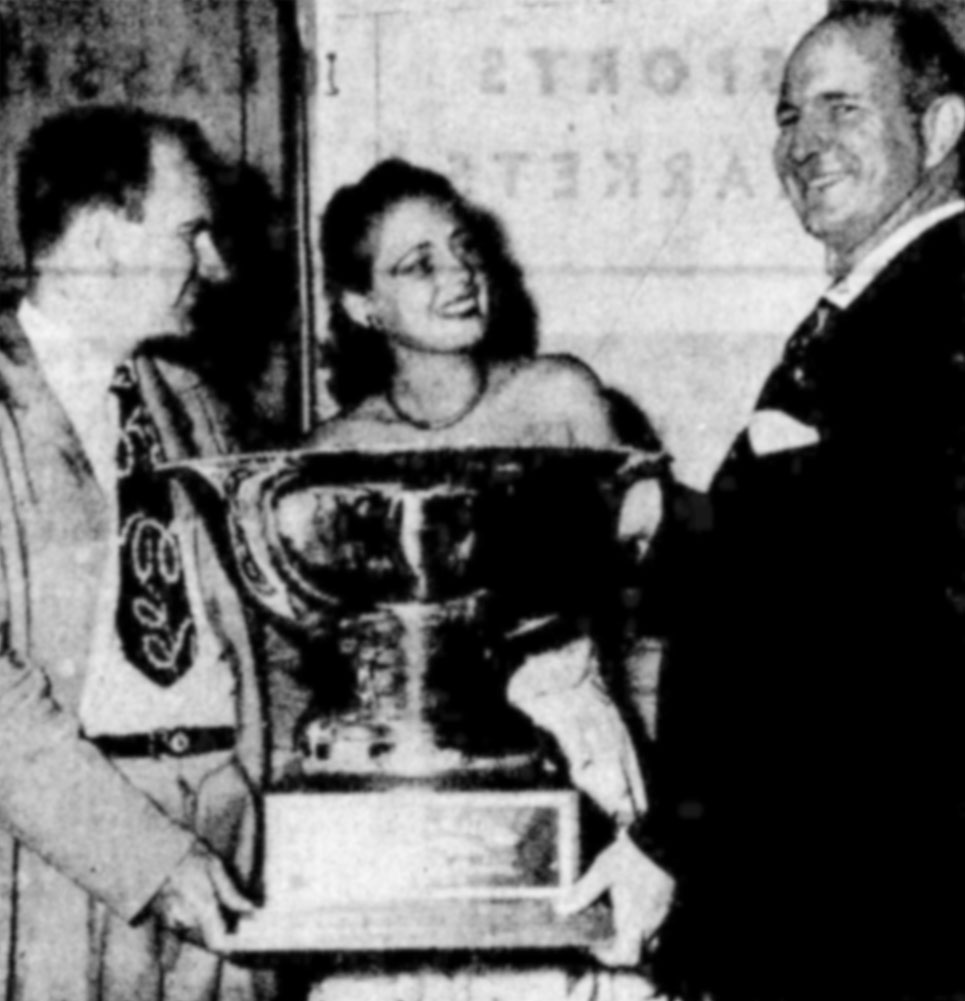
top-left (114, 139), bottom-right (227, 339)
top-left (774, 21), bottom-right (926, 263)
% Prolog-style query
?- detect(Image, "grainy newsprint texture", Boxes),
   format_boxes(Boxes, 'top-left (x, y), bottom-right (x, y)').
top-left (2, 0), bottom-right (956, 999)
top-left (305, 0), bottom-right (827, 487)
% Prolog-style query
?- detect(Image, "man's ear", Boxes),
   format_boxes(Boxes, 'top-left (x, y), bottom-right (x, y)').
top-left (922, 93), bottom-right (965, 170)
top-left (342, 290), bottom-right (376, 328)
top-left (67, 206), bottom-right (123, 275)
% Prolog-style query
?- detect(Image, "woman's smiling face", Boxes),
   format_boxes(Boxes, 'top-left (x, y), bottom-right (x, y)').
top-left (359, 196), bottom-right (490, 355)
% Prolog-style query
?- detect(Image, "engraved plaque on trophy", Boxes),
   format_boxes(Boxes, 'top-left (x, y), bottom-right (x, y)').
top-left (164, 447), bottom-right (659, 951)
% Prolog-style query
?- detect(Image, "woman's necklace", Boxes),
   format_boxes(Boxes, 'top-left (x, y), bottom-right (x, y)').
top-left (387, 370), bottom-right (488, 432)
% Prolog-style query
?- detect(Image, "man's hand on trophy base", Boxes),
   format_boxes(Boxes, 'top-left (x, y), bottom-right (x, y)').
top-left (148, 842), bottom-right (256, 951)
top-left (556, 831), bottom-right (675, 968)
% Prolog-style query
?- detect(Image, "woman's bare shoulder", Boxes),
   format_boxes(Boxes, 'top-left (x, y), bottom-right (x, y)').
top-left (304, 397), bottom-right (392, 450)
top-left (489, 354), bottom-right (615, 446)
top-left (492, 354), bottom-right (608, 407)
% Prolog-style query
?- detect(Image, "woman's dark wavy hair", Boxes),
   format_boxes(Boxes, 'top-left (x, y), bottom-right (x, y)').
top-left (320, 158), bottom-right (537, 409)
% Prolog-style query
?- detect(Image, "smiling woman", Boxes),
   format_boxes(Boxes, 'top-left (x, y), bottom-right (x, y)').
top-left (309, 158), bottom-right (619, 452)
top-left (300, 159), bottom-right (672, 1001)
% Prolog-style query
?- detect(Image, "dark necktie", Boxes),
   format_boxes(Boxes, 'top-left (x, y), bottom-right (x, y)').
top-left (756, 299), bottom-right (840, 426)
top-left (112, 361), bottom-right (197, 686)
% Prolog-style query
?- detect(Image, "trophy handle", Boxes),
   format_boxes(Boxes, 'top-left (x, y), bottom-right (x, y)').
top-left (160, 455), bottom-right (340, 628)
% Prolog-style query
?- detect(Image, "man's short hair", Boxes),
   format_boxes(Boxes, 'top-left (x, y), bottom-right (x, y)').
top-left (825, 3), bottom-right (965, 116)
top-left (18, 105), bottom-right (218, 265)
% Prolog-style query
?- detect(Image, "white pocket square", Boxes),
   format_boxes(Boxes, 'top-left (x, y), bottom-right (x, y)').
top-left (748, 409), bottom-right (820, 456)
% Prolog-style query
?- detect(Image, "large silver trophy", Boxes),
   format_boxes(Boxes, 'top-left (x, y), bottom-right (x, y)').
top-left (165, 446), bottom-right (659, 951)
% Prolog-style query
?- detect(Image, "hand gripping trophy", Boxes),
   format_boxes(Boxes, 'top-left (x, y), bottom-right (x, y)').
top-left (164, 444), bottom-right (661, 952)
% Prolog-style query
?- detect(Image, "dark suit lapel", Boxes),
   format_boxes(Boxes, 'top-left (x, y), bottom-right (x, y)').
top-left (820, 215), bottom-right (965, 379)
top-left (711, 216), bottom-right (965, 504)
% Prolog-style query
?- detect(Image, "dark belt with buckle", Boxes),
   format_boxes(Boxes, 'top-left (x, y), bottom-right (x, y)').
top-left (90, 726), bottom-right (235, 759)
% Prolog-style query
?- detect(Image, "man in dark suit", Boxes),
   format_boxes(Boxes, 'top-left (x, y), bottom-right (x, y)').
top-left (611, 4), bottom-right (965, 999)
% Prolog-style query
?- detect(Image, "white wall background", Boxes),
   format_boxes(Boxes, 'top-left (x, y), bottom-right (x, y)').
top-left (305, 0), bottom-right (829, 487)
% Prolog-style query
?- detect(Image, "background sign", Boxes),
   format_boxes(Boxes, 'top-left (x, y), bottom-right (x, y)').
top-left (306, 0), bottom-right (828, 485)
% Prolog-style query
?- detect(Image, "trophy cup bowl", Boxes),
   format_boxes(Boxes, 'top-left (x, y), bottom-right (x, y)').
top-left (162, 446), bottom-right (660, 951)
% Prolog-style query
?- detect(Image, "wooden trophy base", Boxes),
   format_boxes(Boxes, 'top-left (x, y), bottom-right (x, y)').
top-left (226, 788), bottom-right (612, 953)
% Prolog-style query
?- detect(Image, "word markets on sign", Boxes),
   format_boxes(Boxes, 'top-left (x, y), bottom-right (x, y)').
top-left (441, 147), bottom-right (776, 204)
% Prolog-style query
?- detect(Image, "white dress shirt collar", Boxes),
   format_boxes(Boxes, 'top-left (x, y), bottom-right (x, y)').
top-left (18, 297), bottom-right (76, 372)
top-left (824, 200), bottom-right (965, 310)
